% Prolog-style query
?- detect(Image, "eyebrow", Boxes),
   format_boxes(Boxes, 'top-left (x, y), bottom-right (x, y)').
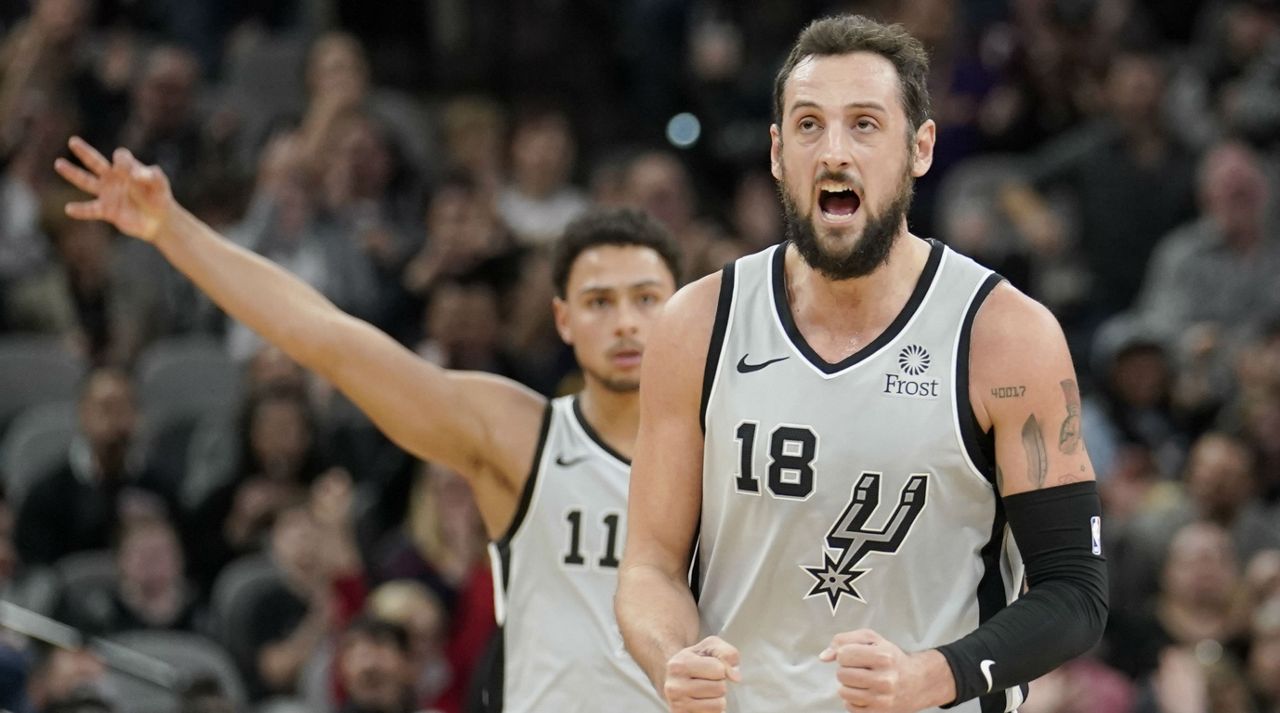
top-left (576, 279), bottom-right (667, 296)
top-left (789, 100), bottom-right (890, 116)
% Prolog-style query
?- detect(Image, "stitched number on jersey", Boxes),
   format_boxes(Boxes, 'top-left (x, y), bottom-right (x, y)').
top-left (734, 421), bottom-right (817, 499)
top-left (563, 510), bottom-right (622, 569)
top-left (803, 472), bottom-right (929, 613)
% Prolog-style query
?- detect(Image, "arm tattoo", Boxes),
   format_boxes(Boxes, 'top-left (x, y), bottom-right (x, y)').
top-left (990, 386), bottom-right (1027, 399)
top-left (1058, 379), bottom-right (1082, 454)
top-left (1022, 414), bottom-right (1048, 488)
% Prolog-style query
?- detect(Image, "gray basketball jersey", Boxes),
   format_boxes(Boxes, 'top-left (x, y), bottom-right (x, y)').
top-left (698, 240), bottom-right (1025, 713)
top-left (489, 395), bottom-right (664, 713)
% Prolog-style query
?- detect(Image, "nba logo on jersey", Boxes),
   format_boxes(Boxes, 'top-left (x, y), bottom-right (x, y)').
top-left (1090, 516), bottom-right (1102, 556)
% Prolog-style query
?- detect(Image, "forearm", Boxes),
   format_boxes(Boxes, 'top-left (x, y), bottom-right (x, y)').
top-left (937, 483), bottom-right (1108, 705)
top-left (616, 563), bottom-right (701, 691)
top-left (153, 203), bottom-right (343, 370)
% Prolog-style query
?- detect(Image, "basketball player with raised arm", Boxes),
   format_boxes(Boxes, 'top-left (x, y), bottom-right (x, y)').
top-left (54, 139), bottom-right (674, 713)
top-left (616, 15), bottom-right (1108, 713)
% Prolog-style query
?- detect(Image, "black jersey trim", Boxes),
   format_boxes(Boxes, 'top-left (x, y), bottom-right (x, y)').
top-left (770, 239), bottom-right (944, 375)
top-left (572, 395), bottom-right (631, 466)
top-left (688, 532), bottom-right (702, 603)
top-left (976, 493), bottom-right (1012, 713)
top-left (495, 400), bottom-right (554, 547)
top-left (700, 262), bottom-right (736, 433)
top-left (466, 626), bottom-right (504, 712)
top-left (956, 273), bottom-right (1004, 484)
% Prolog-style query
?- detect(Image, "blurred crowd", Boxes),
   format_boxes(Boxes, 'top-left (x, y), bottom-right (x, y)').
top-left (0, 0), bottom-right (1278, 712)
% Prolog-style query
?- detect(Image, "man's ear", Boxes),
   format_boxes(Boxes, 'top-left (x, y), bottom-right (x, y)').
top-left (911, 119), bottom-right (936, 178)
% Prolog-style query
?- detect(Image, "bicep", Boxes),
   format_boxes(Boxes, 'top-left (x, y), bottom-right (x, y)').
top-left (320, 313), bottom-right (544, 479)
top-left (971, 286), bottom-right (1097, 496)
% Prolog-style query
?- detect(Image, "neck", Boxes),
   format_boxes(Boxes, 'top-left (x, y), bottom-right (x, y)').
top-left (577, 381), bottom-right (639, 460)
top-left (785, 232), bottom-right (931, 361)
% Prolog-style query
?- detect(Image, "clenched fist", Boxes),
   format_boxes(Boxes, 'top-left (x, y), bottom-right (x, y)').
top-left (664, 635), bottom-right (741, 713)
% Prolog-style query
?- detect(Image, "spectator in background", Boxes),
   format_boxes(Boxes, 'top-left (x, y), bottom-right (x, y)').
top-left (374, 464), bottom-right (492, 654)
top-left (497, 106), bottom-right (589, 247)
top-left (1112, 433), bottom-right (1280, 616)
top-left (0, 90), bottom-right (78, 298)
top-left (335, 617), bottom-right (418, 713)
top-left (14, 367), bottom-right (174, 566)
top-left (189, 384), bottom-right (332, 583)
top-left (401, 172), bottom-right (520, 304)
top-left (1166, 0), bottom-right (1280, 150)
top-left (1082, 316), bottom-right (1185, 482)
top-left (247, 498), bottom-right (350, 699)
top-left (58, 516), bottom-right (200, 636)
top-left (438, 96), bottom-right (505, 195)
top-left (116, 45), bottom-right (222, 205)
top-left (1013, 45), bottom-right (1197, 323)
top-left (0, 481), bottom-right (57, 615)
top-left (1107, 521), bottom-right (1249, 680)
top-left (414, 280), bottom-right (512, 377)
top-left (364, 581), bottom-right (450, 711)
top-left (621, 150), bottom-right (735, 279)
top-left (296, 32), bottom-right (431, 181)
top-left (1137, 141), bottom-right (1280, 350)
top-left (5, 192), bottom-right (150, 366)
top-left (0, 0), bottom-right (111, 152)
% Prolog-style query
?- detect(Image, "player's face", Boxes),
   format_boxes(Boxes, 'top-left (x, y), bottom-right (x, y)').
top-left (770, 52), bottom-right (935, 280)
top-left (554, 245), bottom-right (677, 393)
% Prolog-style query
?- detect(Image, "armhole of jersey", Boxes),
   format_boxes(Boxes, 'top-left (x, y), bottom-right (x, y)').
top-left (956, 273), bottom-right (1004, 484)
top-left (496, 400), bottom-right (554, 547)
top-left (700, 262), bottom-right (737, 433)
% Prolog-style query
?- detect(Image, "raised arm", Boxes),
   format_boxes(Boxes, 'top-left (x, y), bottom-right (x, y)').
top-left (55, 139), bottom-right (543, 534)
top-left (617, 273), bottom-right (739, 711)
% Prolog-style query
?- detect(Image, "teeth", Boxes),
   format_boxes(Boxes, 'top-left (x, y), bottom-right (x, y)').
top-left (818, 181), bottom-right (854, 193)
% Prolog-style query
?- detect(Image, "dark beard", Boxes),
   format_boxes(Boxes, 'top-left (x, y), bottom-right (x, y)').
top-left (779, 168), bottom-right (914, 281)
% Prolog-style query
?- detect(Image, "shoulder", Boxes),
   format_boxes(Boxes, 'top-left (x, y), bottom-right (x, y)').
top-left (654, 268), bottom-right (726, 345)
top-left (968, 282), bottom-right (1075, 391)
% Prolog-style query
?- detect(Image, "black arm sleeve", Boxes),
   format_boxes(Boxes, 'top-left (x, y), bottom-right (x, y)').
top-left (936, 481), bottom-right (1109, 707)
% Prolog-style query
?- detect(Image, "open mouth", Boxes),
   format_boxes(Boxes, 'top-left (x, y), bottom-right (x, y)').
top-left (818, 188), bottom-right (861, 221)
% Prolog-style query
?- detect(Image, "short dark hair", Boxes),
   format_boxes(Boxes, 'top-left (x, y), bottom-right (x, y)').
top-left (551, 208), bottom-right (682, 297)
top-left (344, 615), bottom-right (411, 654)
top-left (773, 15), bottom-right (931, 133)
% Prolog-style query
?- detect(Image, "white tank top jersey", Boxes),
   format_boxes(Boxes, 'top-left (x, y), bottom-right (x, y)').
top-left (697, 240), bottom-right (1026, 713)
top-left (486, 395), bottom-right (665, 713)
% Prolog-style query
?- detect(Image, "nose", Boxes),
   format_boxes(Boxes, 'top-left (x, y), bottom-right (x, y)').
top-left (819, 121), bottom-right (853, 173)
top-left (615, 300), bottom-right (641, 336)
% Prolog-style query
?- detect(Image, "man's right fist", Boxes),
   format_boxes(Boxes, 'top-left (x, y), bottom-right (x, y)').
top-left (663, 635), bottom-right (741, 713)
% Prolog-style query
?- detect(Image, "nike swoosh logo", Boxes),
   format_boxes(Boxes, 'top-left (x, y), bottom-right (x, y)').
top-left (555, 454), bottom-right (589, 467)
top-left (980, 659), bottom-right (995, 693)
top-left (736, 355), bottom-right (789, 373)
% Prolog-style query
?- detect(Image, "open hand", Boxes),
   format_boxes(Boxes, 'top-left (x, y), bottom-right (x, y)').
top-left (54, 137), bottom-right (174, 242)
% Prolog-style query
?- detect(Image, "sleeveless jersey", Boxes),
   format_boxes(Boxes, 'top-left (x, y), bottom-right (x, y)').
top-left (488, 395), bottom-right (664, 713)
top-left (697, 240), bottom-right (1025, 713)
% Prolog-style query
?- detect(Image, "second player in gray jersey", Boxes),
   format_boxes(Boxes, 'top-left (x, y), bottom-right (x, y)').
top-left (617, 14), bottom-right (1109, 713)
top-left (53, 140), bottom-right (675, 713)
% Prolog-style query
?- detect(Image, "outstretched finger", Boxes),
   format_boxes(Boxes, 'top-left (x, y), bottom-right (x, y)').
top-left (64, 200), bottom-right (104, 222)
top-left (68, 137), bottom-right (110, 175)
top-left (54, 158), bottom-right (101, 195)
top-left (112, 147), bottom-right (137, 171)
